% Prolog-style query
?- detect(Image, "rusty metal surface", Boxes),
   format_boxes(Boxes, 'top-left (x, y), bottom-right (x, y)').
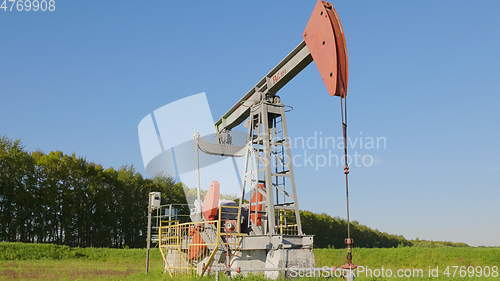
top-left (304, 0), bottom-right (348, 97)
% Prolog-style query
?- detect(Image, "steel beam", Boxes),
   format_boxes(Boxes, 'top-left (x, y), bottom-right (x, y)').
top-left (215, 41), bottom-right (312, 133)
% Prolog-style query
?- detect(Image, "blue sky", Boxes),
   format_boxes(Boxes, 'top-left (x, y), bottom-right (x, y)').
top-left (1, 0), bottom-right (499, 246)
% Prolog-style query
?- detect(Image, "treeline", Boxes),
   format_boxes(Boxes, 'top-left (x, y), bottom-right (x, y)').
top-left (410, 239), bottom-right (469, 248)
top-left (1, 136), bottom-right (440, 249)
top-left (301, 211), bottom-right (412, 248)
top-left (0, 137), bottom-right (187, 248)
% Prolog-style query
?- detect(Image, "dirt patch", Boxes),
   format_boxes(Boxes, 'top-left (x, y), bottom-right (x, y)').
top-left (68, 268), bottom-right (138, 279)
top-left (0, 269), bottom-right (41, 280)
top-left (0, 262), bottom-right (139, 280)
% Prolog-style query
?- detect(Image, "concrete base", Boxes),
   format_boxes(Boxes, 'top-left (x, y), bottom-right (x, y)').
top-left (212, 234), bottom-right (315, 279)
top-left (264, 248), bottom-right (315, 279)
top-left (165, 234), bottom-right (315, 279)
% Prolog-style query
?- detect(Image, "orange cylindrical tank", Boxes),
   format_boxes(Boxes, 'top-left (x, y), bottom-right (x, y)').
top-left (250, 184), bottom-right (265, 226)
top-left (202, 181), bottom-right (220, 221)
top-left (188, 226), bottom-right (207, 260)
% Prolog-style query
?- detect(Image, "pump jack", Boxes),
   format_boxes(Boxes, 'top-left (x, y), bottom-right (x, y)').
top-left (157, 1), bottom-right (356, 279)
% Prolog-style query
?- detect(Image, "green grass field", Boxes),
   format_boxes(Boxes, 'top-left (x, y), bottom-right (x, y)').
top-left (0, 242), bottom-right (499, 281)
